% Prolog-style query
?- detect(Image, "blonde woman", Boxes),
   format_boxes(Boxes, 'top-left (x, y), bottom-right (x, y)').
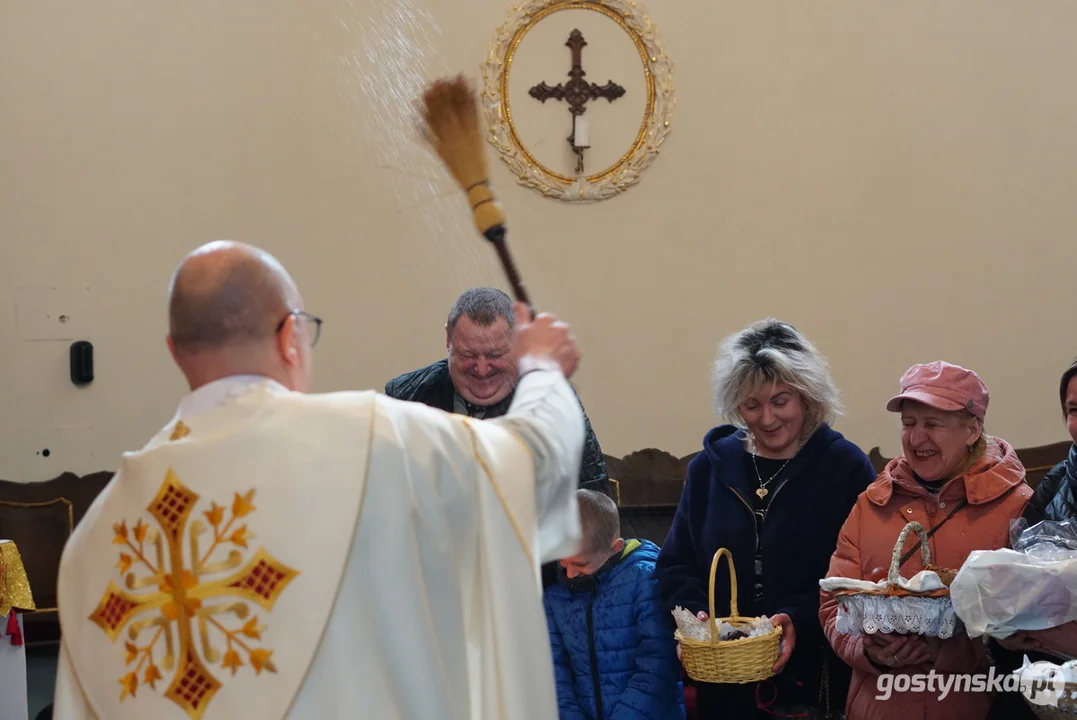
top-left (657, 319), bottom-right (875, 719)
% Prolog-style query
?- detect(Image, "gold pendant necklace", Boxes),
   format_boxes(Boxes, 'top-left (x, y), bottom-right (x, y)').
top-left (750, 436), bottom-right (799, 501)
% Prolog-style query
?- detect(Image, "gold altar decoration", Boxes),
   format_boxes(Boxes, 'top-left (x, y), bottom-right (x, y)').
top-left (0, 540), bottom-right (36, 617)
top-left (89, 469), bottom-right (298, 719)
top-left (482, 0), bottom-right (674, 202)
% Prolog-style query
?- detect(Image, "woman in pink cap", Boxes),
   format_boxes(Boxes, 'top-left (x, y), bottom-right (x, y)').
top-left (820, 361), bottom-right (1033, 720)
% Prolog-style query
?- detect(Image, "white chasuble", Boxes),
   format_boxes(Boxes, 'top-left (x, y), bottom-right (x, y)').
top-left (54, 369), bottom-right (584, 720)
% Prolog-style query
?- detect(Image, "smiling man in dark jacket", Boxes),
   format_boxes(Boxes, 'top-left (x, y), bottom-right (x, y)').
top-left (384, 286), bottom-right (611, 499)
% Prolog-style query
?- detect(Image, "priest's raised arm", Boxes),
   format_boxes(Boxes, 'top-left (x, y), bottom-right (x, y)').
top-left (52, 241), bottom-right (587, 720)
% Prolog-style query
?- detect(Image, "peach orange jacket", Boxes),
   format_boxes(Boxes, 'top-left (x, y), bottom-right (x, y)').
top-left (819, 437), bottom-right (1032, 720)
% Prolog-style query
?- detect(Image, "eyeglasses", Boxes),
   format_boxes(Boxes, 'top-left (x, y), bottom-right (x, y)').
top-left (276, 310), bottom-right (323, 348)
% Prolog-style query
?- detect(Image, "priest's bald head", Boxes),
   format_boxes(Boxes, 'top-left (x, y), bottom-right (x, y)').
top-left (166, 241), bottom-right (318, 393)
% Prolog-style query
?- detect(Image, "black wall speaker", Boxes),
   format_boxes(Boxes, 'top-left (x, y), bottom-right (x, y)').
top-left (70, 340), bottom-right (94, 385)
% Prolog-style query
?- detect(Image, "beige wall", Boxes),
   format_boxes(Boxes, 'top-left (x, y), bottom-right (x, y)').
top-left (2, 0), bottom-right (1075, 482)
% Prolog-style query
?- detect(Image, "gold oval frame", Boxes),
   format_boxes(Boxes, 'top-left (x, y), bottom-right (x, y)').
top-left (503, 4), bottom-right (652, 185)
top-left (481, 0), bottom-right (674, 202)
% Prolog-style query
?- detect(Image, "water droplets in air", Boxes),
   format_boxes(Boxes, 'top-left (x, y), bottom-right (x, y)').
top-left (322, 0), bottom-right (497, 285)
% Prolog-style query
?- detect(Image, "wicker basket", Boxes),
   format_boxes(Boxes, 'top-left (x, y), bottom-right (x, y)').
top-left (675, 547), bottom-right (782, 684)
top-left (834, 522), bottom-right (956, 596)
top-left (1026, 684), bottom-right (1077, 719)
top-left (827, 522), bottom-right (958, 638)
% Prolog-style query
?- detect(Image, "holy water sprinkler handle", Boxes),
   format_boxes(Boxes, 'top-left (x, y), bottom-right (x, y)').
top-left (482, 225), bottom-right (534, 318)
top-left (418, 76), bottom-right (535, 319)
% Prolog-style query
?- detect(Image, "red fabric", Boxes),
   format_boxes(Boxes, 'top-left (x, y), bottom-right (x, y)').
top-left (755, 679), bottom-right (810, 717)
top-left (5, 612), bottom-right (22, 646)
top-left (683, 684), bottom-right (696, 719)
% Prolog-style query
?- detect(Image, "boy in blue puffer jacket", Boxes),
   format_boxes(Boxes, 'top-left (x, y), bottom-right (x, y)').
top-left (544, 490), bottom-right (686, 720)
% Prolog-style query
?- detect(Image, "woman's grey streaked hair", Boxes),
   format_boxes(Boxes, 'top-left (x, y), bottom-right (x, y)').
top-left (712, 319), bottom-right (843, 437)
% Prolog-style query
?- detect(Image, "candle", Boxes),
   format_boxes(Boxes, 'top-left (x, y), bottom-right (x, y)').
top-left (574, 115), bottom-right (590, 148)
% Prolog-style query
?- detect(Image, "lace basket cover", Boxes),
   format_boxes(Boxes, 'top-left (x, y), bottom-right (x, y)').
top-left (835, 594), bottom-right (957, 638)
top-left (823, 521), bottom-right (959, 638)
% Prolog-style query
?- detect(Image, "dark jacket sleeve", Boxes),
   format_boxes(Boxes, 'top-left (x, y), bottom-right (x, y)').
top-left (655, 455), bottom-right (709, 616)
top-left (578, 410), bottom-right (611, 496)
top-left (845, 449), bottom-right (878, 506)
top-left (776, 445), bottom-right (876, 648)
top-left (387, 363), bottom-right (612, 498)
top-left (381, 360), bottom-right (455, 411)
top-left (383, 367), bottom-right (423, 401)
top-left (570, 386), bottom-right (611, 497)
top-left (1024, 461), bottom-right (1068, 525)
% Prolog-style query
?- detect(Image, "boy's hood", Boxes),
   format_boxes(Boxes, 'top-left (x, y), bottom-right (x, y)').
top-left (610, 538), bottom-right (658, 573)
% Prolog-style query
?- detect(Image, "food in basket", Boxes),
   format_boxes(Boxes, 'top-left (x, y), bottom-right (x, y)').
top-left (868, 567), bottom-right (888, 583)
top-left (926, 564), bottom-right (958, 587)
top-left (672, 606), bottom-right (774, 642)
top-left (674, 548), bottom-right (783, 685)
top-left (820, 522), bottom-right (959, 638)
top-left (852, 563), bottom-right (956, 594)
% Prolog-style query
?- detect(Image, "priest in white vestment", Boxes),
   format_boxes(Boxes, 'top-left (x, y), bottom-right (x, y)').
top-left (52, 241), bottom-right (587, 720)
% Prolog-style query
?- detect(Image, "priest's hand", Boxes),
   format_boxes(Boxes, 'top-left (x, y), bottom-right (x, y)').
top-left (512, 302), bottom-right (581, 378)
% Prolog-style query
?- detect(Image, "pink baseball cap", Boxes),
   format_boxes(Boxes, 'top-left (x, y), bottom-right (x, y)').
top-left (885, 361), bottom-right (989, 421)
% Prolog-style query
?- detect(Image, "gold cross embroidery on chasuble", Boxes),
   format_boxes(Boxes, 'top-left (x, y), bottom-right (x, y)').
top-left (88, 469), bottom-right (299, 719)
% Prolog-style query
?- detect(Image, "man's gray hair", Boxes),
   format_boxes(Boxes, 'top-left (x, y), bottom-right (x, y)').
top-left (446, 287), bottom-right (514, 336)
top-left (576, 489), bottom-right (620, 553)
top-left (712, 319), bottom-right (842, 437)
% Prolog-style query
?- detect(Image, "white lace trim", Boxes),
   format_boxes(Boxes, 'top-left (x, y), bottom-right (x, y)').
top-left (836, 595), bottom-right (958, 638)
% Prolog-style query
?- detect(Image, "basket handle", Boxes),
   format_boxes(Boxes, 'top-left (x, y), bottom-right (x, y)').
top-left (888, 521), bottom-right (931, 585)
top-left (707, 548), bottom-right (737, 643)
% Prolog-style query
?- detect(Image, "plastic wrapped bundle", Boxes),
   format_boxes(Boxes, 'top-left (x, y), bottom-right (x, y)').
top-left (951, 520), bottom-right (1077, 638)
top-left (672, 607), bottom-right (775, 642)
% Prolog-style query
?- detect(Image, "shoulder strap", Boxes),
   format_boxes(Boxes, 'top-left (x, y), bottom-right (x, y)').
top-left (899, 498), bottom-right (970, 568)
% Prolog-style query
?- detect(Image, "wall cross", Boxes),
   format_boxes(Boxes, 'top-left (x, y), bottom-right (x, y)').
top-left (529, 28), bottom-right (626, 174)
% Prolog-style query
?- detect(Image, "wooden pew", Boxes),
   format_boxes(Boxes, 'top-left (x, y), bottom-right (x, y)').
top-left (0, 439), bottom-right (1069, 644)
top-left (0, 471), bottom-right (114, 643)
top-left (609, 440), bottom-right (1072, 547)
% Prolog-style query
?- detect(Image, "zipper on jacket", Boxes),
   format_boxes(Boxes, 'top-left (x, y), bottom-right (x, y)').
top-left (587, 592), bottom-right (604, 720)
top-left (726, 486), bottom-right (758, 614)
top-left (730, 473), bottom-right (793, 541)
top-left (729, 486), bottom-right (758, 555)
top-left (728, 477), bottom-right (792, 607)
